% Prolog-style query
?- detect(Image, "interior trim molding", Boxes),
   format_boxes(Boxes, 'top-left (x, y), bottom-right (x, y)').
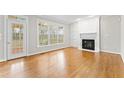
top-left (27, 46), bottom-right (70, 56)
top-left (101, 50), bottom-right (121, 55)
top-left (121, 54), bottom-right (124, 62)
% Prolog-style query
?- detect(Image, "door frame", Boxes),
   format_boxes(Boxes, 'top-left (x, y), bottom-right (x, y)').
top-left (4, 15), bottom-right (29, 61)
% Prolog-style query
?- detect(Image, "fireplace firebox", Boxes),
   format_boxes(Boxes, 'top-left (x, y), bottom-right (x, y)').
top-left (82, 39), bottom-right (95, 50)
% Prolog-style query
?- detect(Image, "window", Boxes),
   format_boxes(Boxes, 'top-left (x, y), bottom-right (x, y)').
top-left (50, 25), bottom-right (58, 44)
top-left (38, 21), bottom-right (49, 46)
top-left (37, 19), bottom-right (64, 47)
top-left (58, 26), bottom-right (64, 43)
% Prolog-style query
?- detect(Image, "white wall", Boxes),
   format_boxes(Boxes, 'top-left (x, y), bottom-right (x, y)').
top-left (100, 16), bottom-right (121, 53)
top-left (70, 17), bottom-right (100, 48)
top-left (0, 16), bottom-right (5, 62)
top-left (79, 17), bottom-right (99, 33)
top-left (27, 15), bottom-right (70, 55)
top-left (121, 16), bottom-right (124, 62)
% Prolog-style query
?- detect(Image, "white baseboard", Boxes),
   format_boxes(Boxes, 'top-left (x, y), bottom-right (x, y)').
top-left (27, 46), bottom-right (70, 56)
top-left (101, 50), bottom-right (120, 55)
top-left (0, 46), bottom-right (70, 62)
top-left (121, 54), bottom-right (124, 62)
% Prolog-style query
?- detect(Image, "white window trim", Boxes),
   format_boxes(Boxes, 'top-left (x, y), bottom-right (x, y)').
top-left (37, 19), bottom-right (65, 48)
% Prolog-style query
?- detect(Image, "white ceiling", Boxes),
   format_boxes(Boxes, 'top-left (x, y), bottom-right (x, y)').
top-left (38, 15), bottom-right (88, 24)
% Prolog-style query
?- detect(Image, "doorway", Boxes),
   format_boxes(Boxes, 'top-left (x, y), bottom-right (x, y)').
top-left (6, 15), bottom-right (28, 60)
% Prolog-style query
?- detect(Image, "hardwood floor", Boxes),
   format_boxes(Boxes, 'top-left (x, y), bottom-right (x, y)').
top-left (0, 47), bottom-right (124, 78)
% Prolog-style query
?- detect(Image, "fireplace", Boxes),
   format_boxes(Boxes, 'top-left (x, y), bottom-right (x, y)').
top-left (82, 39), bottom-right (95, 50)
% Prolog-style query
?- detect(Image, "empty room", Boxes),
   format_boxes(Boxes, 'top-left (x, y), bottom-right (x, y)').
top-left (0, 15), bottom-right (124, 78)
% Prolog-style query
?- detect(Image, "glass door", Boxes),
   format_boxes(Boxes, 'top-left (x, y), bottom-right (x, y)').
top-left (7, 16), bottom-right (27, 60)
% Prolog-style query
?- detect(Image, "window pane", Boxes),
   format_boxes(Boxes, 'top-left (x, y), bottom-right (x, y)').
top-left (58, 35), bottom-right (64, 43)
top-left (58, 26), bottom-right (64, 43)
top-left (50, 34), bottom-right (57, 44)
top-left (50, 25), bottom-right (58, 44)
top-left (38, 21), bottom-right (48, 46)
top-left (11, 23), bottom-right (24, 54)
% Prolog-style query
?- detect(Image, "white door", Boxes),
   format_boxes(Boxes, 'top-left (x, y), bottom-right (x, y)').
top-left (7, 16), bottom-right (27, 60)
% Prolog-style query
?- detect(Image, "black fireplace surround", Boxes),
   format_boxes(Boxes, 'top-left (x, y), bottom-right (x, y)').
top-left (82, 39), bottom-right (95, 50)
